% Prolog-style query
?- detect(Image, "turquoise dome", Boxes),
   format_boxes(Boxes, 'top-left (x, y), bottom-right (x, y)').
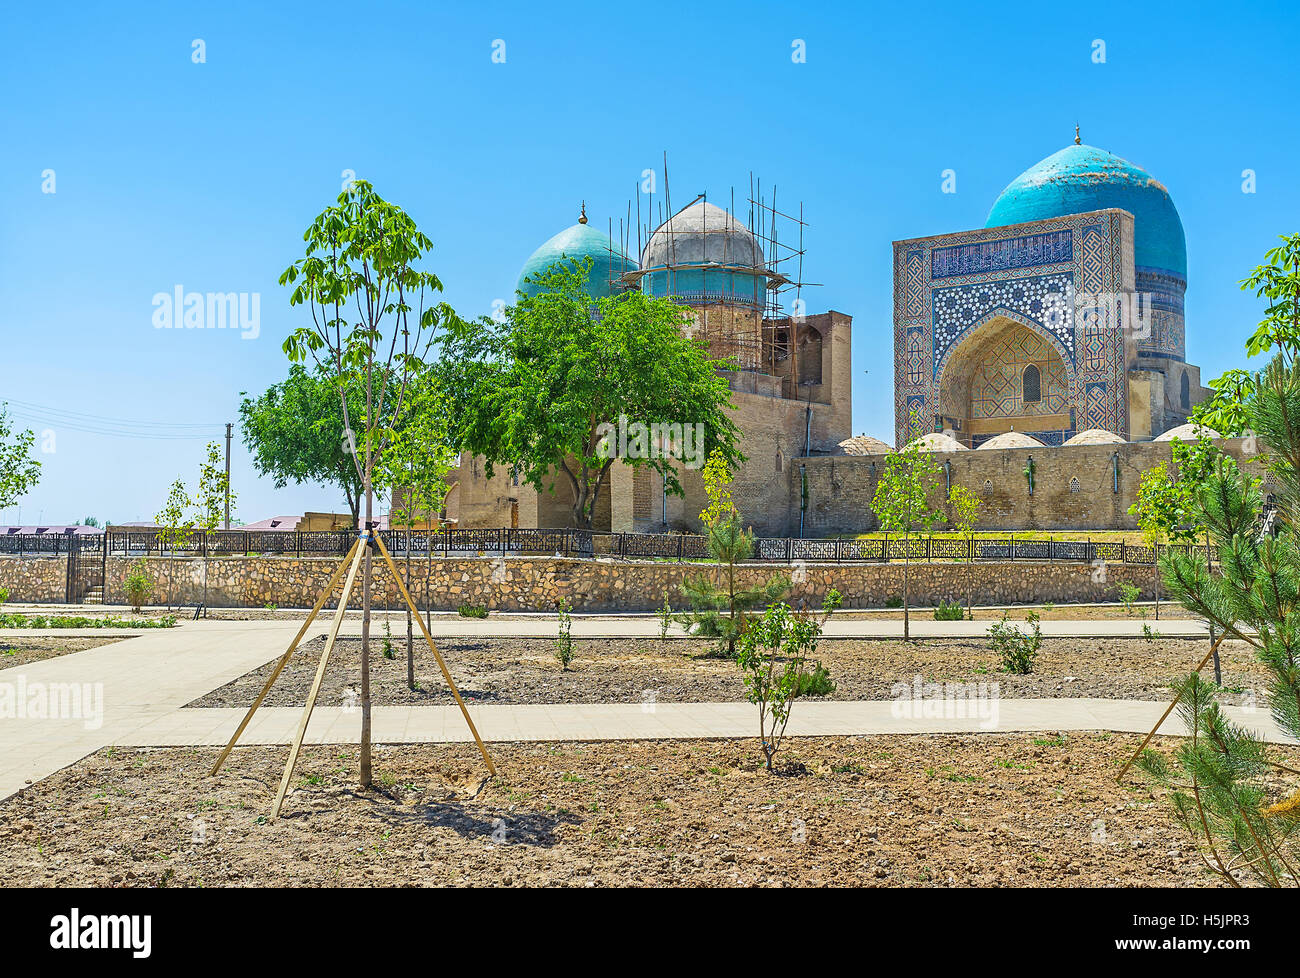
top-left (515, 218), bottom-right (637, 299)
top-left (986, 143), bottom-right (1186, 277)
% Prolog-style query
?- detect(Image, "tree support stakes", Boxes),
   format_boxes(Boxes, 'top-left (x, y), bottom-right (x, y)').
top-left (1116, 633), bottom-right (1226, 783)
top-left (374, 533), bottom-right (497, 777)
top-left (209, 537), bottom-right (362, 777)
top-left (271, 535), bottom-right (369, 818)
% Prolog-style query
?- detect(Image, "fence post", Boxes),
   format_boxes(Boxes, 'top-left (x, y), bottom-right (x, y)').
top-left (1121, 540), bottom-right (1127, 563)
top-left (678, 534), bottom-right (684, 562)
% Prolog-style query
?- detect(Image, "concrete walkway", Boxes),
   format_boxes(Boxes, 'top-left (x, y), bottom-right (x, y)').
top-left (0, 616), bottom-right (1261, 802)
top-left (113, 698), bottom-right (1294, 747)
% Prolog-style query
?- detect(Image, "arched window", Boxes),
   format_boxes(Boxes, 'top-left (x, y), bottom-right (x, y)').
top-left (1180, 372), bottom-right (1191, 411)
top-left (775, 450), bottom-right (784, 473)
top-left (1022, 364), bottom-right (1041, 404)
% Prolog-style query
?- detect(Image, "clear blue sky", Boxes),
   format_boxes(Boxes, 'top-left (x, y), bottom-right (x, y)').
top-left (2, 0), bottom-right (1295, 525)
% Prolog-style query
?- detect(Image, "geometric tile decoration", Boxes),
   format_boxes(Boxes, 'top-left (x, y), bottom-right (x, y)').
top-left (931, 229), bottom-right (1073, 279)
top-left (969, 326), bottom-right (1068, 420)
top-left (932, 272), bottom-right (1075, 376)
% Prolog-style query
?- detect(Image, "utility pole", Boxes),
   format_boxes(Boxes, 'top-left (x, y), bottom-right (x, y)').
top-left (224, 422), bottom-right (233, 530)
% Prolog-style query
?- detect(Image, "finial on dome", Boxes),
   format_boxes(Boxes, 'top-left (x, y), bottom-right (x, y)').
top-left (1074, 124), bottom-right (1081, 145)
top-left (578, 201), bottom-right (587, 225)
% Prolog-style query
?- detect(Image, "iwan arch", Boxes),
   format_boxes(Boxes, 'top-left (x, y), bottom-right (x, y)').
top-left (447, 132), bottom-right (1231, 536)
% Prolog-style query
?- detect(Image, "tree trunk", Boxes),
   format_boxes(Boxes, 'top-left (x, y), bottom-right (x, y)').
top-left (359, 485), bottom-right (373, 789)
top-left (406, 540), bottom-right (414, 690)
top-left (1154, 539), bottom-right (1161, 620)
top-left (903, 533), bottom-right (910, 641)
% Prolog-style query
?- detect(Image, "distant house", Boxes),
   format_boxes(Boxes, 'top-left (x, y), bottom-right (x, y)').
top-left (0, 525), bottom-right (103, 536)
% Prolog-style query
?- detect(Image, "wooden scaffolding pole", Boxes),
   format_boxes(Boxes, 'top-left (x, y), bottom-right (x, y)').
top-left (373, 533), bottom-right (497, 776)
top-left (270, 534), bottom-right (368, 818)
top-left (210, 536), bottom-right (362, 776)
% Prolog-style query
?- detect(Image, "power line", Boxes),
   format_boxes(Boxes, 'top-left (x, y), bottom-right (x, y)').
top-left (1, 396), bottom-right (226, 440)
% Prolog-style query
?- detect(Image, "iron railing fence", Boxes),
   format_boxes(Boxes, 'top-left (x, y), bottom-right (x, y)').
top-left (0, 530), bottom-right (1218, 565)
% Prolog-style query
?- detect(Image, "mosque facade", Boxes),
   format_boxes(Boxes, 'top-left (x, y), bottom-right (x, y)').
top-left (447, 136), bottom-right (1225, 535)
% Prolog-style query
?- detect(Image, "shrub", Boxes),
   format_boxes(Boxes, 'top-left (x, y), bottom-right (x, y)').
top-left (381, 619), bottom-right (396, 659)
top-left (457, 604), bottom-right (487, 618)
top-left (0, 586), bottom-right (8, 605)
top-left (988, 611), bottom-right (1041, 675)
top-left (933, 600), bottom-right (964, 621)
top-left (795, 661), bottom-right (836, 697)
top-left (658, 591), bottom-right (672, 643)
top-left (736, 590), bottom-right (841, 770)
top-left (123, 562), bottom-right (153, 613)
top-left (555, 598), bottom-right (573, 670)
top-left (1114, 581), bottom-right (1142, 617)
top-left (885, 596), bottom-right (903, 609)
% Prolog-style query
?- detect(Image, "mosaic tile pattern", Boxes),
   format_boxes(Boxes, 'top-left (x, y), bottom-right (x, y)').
top-left (969, 328), bottom-right (1068, 419)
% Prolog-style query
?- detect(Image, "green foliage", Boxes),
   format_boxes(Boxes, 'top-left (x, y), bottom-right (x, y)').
top-left (987, 612), bottom-right (1041, 675)
top-left (872, 429), bottom-right (942, 638)
top-left (1136, 242), bottom-right (1300, 884)
top-left (794, 661), bottom-right (836, 697)
top-left (0, 587), bottom-right (8, 606)
top-left (376, 368), bottom-right (455, 528)
top-left (0, 404), bottom-right (41, 511)
top-left (884, 596), bottom-right (903, 609)
top-left (658, 591), bottom-right (672, 643)
top-left (0, 612), bottom-right (175, 629)
top-left (1114, 581), bottom-right (1142, 615)
top-left (1241, 233), bottom-right (1300, 362)
top-left (947, 484), bottom-right (981, 547)
top-left (381, 619), bottom-right (395, 659)
top-left (123, 562), bottom-right (153, 613)
top-left (457, 604), bottom-right (487, 619)
top-left (240, 364), bottom-right (368, 525)
top-left (735, 590), bottom-right (841, 770)
top-left (193, 440), bottom-right (234, 533)
top-left (435, 260), bottom-right (743, 528)
top-left (679, 451), bottom-right (789, 658)
top-left (555, 598), bottom-right (574, 670)
top-left (933, 600), bottom-right (964, 621)
top-left (1192, 369), bottom-right (1255, 438)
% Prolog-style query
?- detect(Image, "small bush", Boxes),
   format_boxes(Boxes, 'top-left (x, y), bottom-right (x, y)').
top-left (885, 596), bottom-right (904, 609)
top-left (988, 611), bottom-right (1042, 675)
top-left (795, 661), bottom-right (836, 697)
top-left (933, 601), bottom-right (964, 621)
top-left (123, 562), bottom-right (153, 613)
top-left (381, 619), bottom-right (396, 659)
top-left (555, 598), bottom-right (573, 670)
top-left (0, 586), bottom-right (8, 605)
top-left (1115, 581), bottom-right (1143, 617)
top-left (457, 604), bottom-right (488, 619)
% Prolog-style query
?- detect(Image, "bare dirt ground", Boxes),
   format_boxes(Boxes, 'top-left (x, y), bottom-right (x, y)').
top-left (0, 636), bottom-right (126, 669)
top-left (4, 733), bottom-right (1290, 887)
top-left (187, 636), bottom-right (1265, 709)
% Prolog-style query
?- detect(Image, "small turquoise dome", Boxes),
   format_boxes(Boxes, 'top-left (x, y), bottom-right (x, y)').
top-left (516, 211), bottom-right (637, 299)
top-left (986, 142), bottom-right (1186, 277)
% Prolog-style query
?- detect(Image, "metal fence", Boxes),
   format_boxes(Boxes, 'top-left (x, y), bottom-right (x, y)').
top-left (0, 530), bottom-right (1217, 565)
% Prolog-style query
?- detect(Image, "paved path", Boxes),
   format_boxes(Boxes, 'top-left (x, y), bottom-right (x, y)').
top-left (0, 617), bottom-right (1256, 802)
top-left (0, 620), bottom-right (301, 800)
top-left (113, 698), bottom-right (1294, 747)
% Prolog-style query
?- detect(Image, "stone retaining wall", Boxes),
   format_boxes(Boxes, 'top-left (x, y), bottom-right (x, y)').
top-left (41, 553), bottom-right (1169, 612)
top-left (0, 556), bottom-right (67, 604)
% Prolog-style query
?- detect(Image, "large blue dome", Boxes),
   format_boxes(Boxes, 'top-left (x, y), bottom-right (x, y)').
top-left (516, 215), bottom-right (637, 300)
top-left (986, 143), bottom-right (1186, 277)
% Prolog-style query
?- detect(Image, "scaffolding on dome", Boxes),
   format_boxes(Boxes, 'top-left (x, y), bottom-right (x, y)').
top-left (600, 154), bottom-right (819, 385)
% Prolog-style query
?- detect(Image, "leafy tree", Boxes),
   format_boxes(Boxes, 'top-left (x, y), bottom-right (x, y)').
top-left (736, 590), bottom-right (841, 771)
top-left (1242, 233), bottom-right (1300, 362)
top-left (436, 259), bottom-right (743, 528)
top-left (376, 372), bottom-right (454, 688)
top-left (947, 484), bottom-right (981, 617)
top-left (1135, 239), bottom-right (1300, 886)
top-left (193, 440), bottom-right (236, 614)
top-left (872, 431), bottom-right (943, 639)
top-left (154, 479), bottom-right (192, 610)
top-left (239, 364), bottom-right (368, 526)
top-left (1192, 369), bottom-right (1255, 438)
top-left (281, 179), bottom-right (448, 790)
top-left (0, 404), bottom-right (41, 513)
top-left (679, 450), bottom-right (788, 658)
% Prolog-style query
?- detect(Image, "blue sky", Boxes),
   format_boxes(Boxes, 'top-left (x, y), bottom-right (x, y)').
top-left (2, 0), bottom-right (1295, 525)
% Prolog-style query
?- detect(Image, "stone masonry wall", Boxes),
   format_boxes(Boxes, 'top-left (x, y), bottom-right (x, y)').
top-left (0, 556), bottom-right (67, 604)
top-left (37, 553), bottom-right (1171, 612)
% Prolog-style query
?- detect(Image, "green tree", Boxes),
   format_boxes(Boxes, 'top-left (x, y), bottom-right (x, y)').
top-left (193, 440), bottom-right (236, 614)
top-left (154, 479), bottom-right (192, 610)
top-left (0, 404), bottom-right (41, 512)
top-left (281, 179), bottom-right (447, 790)
top-left (736, 591), bottom-right (841, 771)
top-left (947, 483), bottom-right (981, 616)
top-left (1134, 238), bottom-right (1300, 886)
top-left (239, 364), bottom-right (367, 526)
top-left (436, 260), bottom-right (743, 528)
top-left (376, 372), bottom-right (454, 688)
top-left (872, 432), bottom-right (942, 639)
top-left (679, 450), bottom-right (788, 658)
top-left (1192, 369), bottom-right (1254, 437)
